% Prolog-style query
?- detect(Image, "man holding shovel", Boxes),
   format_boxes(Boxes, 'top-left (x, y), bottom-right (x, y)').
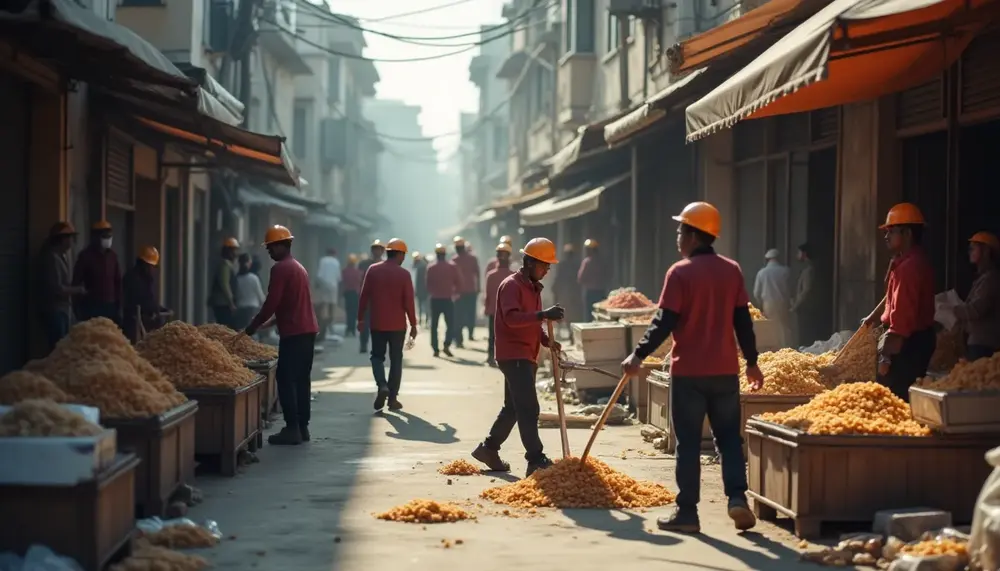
top-left (622, 202), bottom-right (763, 534)
top-left (472, 237), bottom-right (564, 477)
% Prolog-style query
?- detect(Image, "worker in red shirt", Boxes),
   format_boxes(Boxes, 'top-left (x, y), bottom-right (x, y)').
top-left (862, 203), bottom-right (936, 401)
top-left (72, 220), bottom-right (122, 325)
top-left (425, 243), bottom-right (462, 358)
top-left (577, 238), bottom-right (606, 321)
top-left (484, 242), bottom-right (515, 367)
top-left (357, 239), bottom-right (386, 354)
top-left (341, 254), bottom-right (362, 337)
top-left (358, 238), bottom-right (418, 412)
top-left (451, 236), bottom-right (481, 346)
top-left (485, 235), bottom-right (514, 275)
top-left (245, 225), bottom-right (319, 446)
top-left (472, 238), bottom-right (564, 477)
top-left (622, 202), bottom-right (764, 534)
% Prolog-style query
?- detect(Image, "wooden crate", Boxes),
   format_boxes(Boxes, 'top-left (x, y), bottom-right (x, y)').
top-left (571, 322), bottom-right (628, 361)
top-left (0, 453), bottom-right (138, 571)
top-left (103, 401), bottom-right (197, 517)
top-left (183, 375), bottom-right (266, 476)
top-left (745, 418), bottom-right (994, 538)
top-left (628, 367), bottom-right (655, 423)
top-left (247, 359), bottom-right (279, 421)
top-left (740, 394), bottom-right (811, 455)
top-left (646, 371), bottom-right (714, 453)
top-left (909, 387), bottom-right (1000, 434)
top-left (623, 322), bottom-right (673, 359)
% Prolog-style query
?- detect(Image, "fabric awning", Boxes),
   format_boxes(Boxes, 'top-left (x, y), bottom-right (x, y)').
top-left (340, 213), bottom-right (375, 231)
top-left (238, 186), bottom-right (306, 215)
top-left (685, 0), bottom-right (997, 141)
top-left (260, 183), bottom-right (327, 208)
top-left (604, 68), bottom-right (709, 146)
top-left (665, 0), bottom-right (827, 74)
top-left (437, 222), bottom-right (468, 241)
top-left (491, 184), bottom-right (551, 209)
top-left (473, 208), bottom-right (498, 224)
top-left (305, 211), bottom-right (356, 232)
top-left (520, 173), bottom-right (630, 227)
top-left (545, 110), bottom-right (633, 176)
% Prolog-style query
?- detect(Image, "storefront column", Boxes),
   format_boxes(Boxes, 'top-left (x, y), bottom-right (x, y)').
top-left (698, 130), bottom-right (735, 258)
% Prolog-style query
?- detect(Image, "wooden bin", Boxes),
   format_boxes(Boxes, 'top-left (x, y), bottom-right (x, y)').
top-left (628, 365), bottom-right (660, 423)
top-left (103, 401), bottom-right (197, 517)
top-left (247, 359), bottom-right (279, 421)
top-left (0, 454), bottom-right (139, 571)
top-left (909, 387), bottom-right (1000, 434)
top-left (571, 322), bottom-right (628, 361)
top-left (646, 371), bottom-right (713, 453)
top-left (740, 394), bottom-right (811, 454)
top-left (183, 375), bottom-right (266, 476)
top-left (745, 419), bottom-right (994, 538)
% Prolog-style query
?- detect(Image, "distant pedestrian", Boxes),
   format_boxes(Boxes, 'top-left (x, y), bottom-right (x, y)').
top-left (553, 243), bottom-right (580, 340)
top-left (37, 222), bottom-right (85, 350)
top-left (358, 238), bottom-right (418, 412)
top-left (485, 235), bottom-right (515, 275)
top-left (315, 247), bottom-right (342, 339)
top-left (753, 249), bottom-right (792, 347)
top-left (484, 242), bottom-right (515, 367)
top-left (425, 244), bottom-right (462, 357)
top-left (577, 239), bottom-right (606, 321)
top-left (790, 244), bottom-right (818, 347)
top-left (208, 237), bottom-right (241, 328)
top-left (357, 239), bottom-right (386, 353)
top-left (412, 252), bottom-right (429, 325)
top-left (123, 246), bottom-right (168, 344)
top-left (341, 254), bottom-right (362, 337)
top-left (234, 253), bottom-right (266, 331)
top-left (451, 236), bottom-right (481, 345)
top-left (956, 232), bottom-right (1000, 361)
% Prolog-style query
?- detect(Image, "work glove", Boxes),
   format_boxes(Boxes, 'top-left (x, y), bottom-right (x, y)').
top-left (537, 305), bottom-right (565, 321)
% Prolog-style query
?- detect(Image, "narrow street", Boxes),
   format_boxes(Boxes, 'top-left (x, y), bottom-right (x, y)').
top-left (192, 328), bottom-right (812, 571)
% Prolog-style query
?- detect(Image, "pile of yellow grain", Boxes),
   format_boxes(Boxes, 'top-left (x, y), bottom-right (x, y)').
top-left (917, 350), bottom-right (1000, 391)
top-left (739, 349), bottom-right (836, 395)
top-left (439, 459), bottom-right (481, 476)
top-left (376, 499), bottom-right (473, 523)
top-left (139, 525), bottom-right (219, 549)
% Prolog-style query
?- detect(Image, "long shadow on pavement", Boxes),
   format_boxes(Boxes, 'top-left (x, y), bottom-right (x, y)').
top-left (380, 410), bottom-right (460, 444)
top-left (561, 509), bottom-right (682, 547)
top-left (692, 530), bottom-right (803, 569)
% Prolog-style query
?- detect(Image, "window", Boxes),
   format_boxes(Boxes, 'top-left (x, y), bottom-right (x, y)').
top-left (605, 14), bottom-right (635, 52)
top-left (327, 56), bottom-right (341, 103)
top-left (293, 99), bottom-right (309, 158)
top-left (566, 0), bottom-right (595, 54)
top-left (248, 97), bottom-right (260, 130)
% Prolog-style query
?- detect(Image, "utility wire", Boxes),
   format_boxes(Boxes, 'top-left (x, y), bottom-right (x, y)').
top-left (362, 0), bottom-right (480, 22)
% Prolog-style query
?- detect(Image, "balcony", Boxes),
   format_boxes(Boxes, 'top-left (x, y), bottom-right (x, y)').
top-left (557, 52), bottom-right (597, 129)
top-left (258, 0), bottom-right (312, 74)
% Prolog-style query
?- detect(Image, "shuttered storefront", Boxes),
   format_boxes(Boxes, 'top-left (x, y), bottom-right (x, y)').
top-left (0, 73), bottom-right (31, 374)
top-left (105, 129), bottom-right (135, 265)
top-left (959, 30), bottom-right (1000, 125)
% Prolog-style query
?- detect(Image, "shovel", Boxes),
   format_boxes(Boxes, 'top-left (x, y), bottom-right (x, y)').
top-left (546, 320), bottom-right (571, 459)
top-left (560, 360), bottom-right (631, 464)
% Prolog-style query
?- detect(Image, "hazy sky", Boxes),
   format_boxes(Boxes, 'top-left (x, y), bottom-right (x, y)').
top-left (330, 0), bottom-right (508, 161)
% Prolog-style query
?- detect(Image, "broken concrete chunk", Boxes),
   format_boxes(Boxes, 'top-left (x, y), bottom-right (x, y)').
top-left (873, 508), bottom-right (953, 542)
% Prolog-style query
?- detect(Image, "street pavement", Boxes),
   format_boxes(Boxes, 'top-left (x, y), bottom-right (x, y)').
top-left (190, 327), bottom-right (824, 571)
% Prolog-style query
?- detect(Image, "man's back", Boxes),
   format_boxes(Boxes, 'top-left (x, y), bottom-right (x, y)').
top-left (754, 262), bottom-right (791, 305)
top-left (360, 262), bottom-right (415, 331)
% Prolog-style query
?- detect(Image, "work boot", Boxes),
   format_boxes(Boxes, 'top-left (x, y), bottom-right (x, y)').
top-left (443, 347), bottom-right (454, 357)
top-left (472, 443), bottom-right (510, 472)
top-left (267, 426), bottom-right (302, 446)
top-left (525, 455), bottom-right (553, 477)
top-left (656, 508), bottom-right (701, 534)
top-left (359, 346), bottom-right (368, 354)
top-left (728, 497), bottom-right (757, 531)
top-left (299, 425), bottom-right (310, 442)
top-left (388, 399), bottom-right (403, 411)
top-left (487, 359), bottom-right (497, 368)
top-left (373, 387), bottom-right (389, 411)
top-left (433, 350), bottom-right (440, 357)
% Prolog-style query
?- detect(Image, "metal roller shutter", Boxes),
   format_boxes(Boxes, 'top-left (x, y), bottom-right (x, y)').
top-left (0, 73), bottom-right (30, 373)
top-left (959, 29), bottom-right (1000, 122)
top-left (896, 78), bottom-right (945, 131)
top-left (105, 130), bottom-right (134, 209)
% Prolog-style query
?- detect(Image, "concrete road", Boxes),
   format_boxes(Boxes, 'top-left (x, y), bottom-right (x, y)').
top-left (190, 328), bottom-right (819, 571)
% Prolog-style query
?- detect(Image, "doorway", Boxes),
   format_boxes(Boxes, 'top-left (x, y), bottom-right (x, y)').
top-left (804, 147), bottom-right (837, 343)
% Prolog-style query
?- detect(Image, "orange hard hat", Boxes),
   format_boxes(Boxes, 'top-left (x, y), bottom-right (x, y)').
top-left (434, 243), bottom-right (446, 254)
top-left (347, 254), bottom-right (359, 263)
top-left (49, 221), bottom-right (76, 237)
top-left (520, 237), bottom-right (559, 264)
top-left (672, 202), bottom-right (721, 238)
top-left (262, 225), bottom-right (294, 245)
top-left (386, 238), bottom-right (408, 253)
top-left (880, 203), bottom-right (925, 229)
top-left (496, 243), bottom-right (513, 253)
top-left (92, 220), bottom-right (112, 231)
top-left (138, 245), bottom-right (160, 266)
top-left (499, 235), bottom-right (513, 245)
top-left (584, 238), bottom-right (599, 248)
top-left (970, 231), bottom-right (1000, 251)
top-left (223, 237), bottom-right (240, 248)
top-left (371, 239), bottom-right (384, 248)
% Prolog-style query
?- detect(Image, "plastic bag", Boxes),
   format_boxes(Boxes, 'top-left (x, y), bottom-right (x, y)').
top-left (970, 446), bottom-right (1000, 571)
top-left (799, 330), bottom-right (854, 355)
top-left (135, 516), bottom-right (222, 539)
top-left (0, 545), bottom-right (83, 571)
top-left (934, 290), bottom-right (962, 331)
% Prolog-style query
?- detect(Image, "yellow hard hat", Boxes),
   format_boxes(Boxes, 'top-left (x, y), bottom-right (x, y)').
top-left (880, 203), bottom-right (925, 229)
top-left (584, 238), bottom-right (599, 248)
top-left (371, 239), bottom-right (384, 248)
top-left (92, 220), bottom-right (112, 231)
top-left (138, 245), bottom-right (160, 266)
top-left (223, 237), bottom-right (240, 248)
top-left (520, 237), bottom-right (559, 264)
top-left (411, 251), bottom-right (422, 259)
top-left (262, 225), bottom-right (294, 245)
top-left (434, 243), bottom-right (447, 254)
top-left (496, 243), bottom-right (513, 253)
top-left (970, 231), bottom-right (1000, 251)
top-left (499, 235), bottom-right (513, 245)
top-left (453, 235), bottom-right (464, 245)
top-left (672, 201), bottom-right (721, 238)
top-left (348, 254), bottom-right (359, 263)
top-left (386, 238), bottom-right (408, 253)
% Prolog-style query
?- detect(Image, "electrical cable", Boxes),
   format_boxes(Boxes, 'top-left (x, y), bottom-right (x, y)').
top-left (362, 0), bottom-right (479, 23)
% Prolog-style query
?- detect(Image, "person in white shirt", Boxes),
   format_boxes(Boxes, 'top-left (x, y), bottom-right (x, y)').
top-left (315, 247), bottom-right (342, 338)
top-left (753, 249), bottom-right (792, 347)
top-left (234, 253), bottom-right (266, 331)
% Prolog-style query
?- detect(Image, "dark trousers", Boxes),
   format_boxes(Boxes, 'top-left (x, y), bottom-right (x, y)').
top-left (671, 375), bottom-right (748, 510)
top-left (454, 293), bottom-right (477, 342)
top-left (371, 330), bottom-right (405, 398)
top-left (343, 291), bottom-right (359, 336)
top-left (487, 315), bottom-right (496, 361)
top-left (40, 311), bottom-right (70, 351)
top-left (484, 360), bottom-right (544, 462)
top-left (967, 344), bottom-right (996, 361)
top-left (212, 305), bottom-right (234, 329)
top-left (360, 313), bottom-right (372, 349)
top-left (417, 295), bottom-right (429, 324)
top-left (584, 289), bottom-right (606, 322)
top-left (276, 333), bottom-right (316, 428)
top-left (429, 298), bottom-right (455, 352)
top-left (877, 326), bottom-right (936, 402)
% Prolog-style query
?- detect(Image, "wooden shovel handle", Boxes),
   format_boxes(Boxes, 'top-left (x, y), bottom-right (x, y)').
top-left (579, 371), bottom-right (631, 464)
top-left (546, 320), bottom-right (571, 459)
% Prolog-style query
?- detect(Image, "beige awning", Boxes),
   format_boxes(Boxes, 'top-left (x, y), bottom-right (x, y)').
top-left (546, 111), bottom-right (633, 176)
top-left (604, 68), bottom-right (708, 146)
top-left (520, 173), bottom-right (630, 227)
top-left (491, 184), bottom-right (550, 209)
top-left (685, 0), bottom-right (995, 141)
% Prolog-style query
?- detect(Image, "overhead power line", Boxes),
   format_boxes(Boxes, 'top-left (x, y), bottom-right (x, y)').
top-left (362, 0), bottom-right (480, 22)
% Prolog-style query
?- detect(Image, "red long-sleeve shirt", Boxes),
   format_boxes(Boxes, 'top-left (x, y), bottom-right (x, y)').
top-left (494, 271), bottom-right (550, 362)
top-left (452, 252), bottom-right (480, 294)
top-left (249, 256), bottom-right (318, 337)
top-left (358, 261), bottom-right (417, 332)
top-left (484, 266), bottom-right (514, 316)
top-left (426, 260), bottom-right (462, 299)
top-left (73, 245), bottom-right (121, 305)
top-left (341, 265), bottom-right (362, 293)
top-left (485, 258), bottom-right (499, 275)
top-left (577, 256), bottom-right (605, 290)
top-left (881, 247), bottom-right (936, 338)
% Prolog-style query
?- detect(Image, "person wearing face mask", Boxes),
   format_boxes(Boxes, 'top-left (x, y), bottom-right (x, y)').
top-left (471, 238), bottom-right (563, 477)
top-left (37, 222), bottom-right (86, 350)
top-left (208, 237), bottom-right (241, 329)
top-left (72, 220), bottom-right (121, 325)
top-left (245, 225), bottom-right (319, 446)
top-left (955, 232), bottom-right (1000, 361)
top-left (123, 246), bottom-right (169, 344)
